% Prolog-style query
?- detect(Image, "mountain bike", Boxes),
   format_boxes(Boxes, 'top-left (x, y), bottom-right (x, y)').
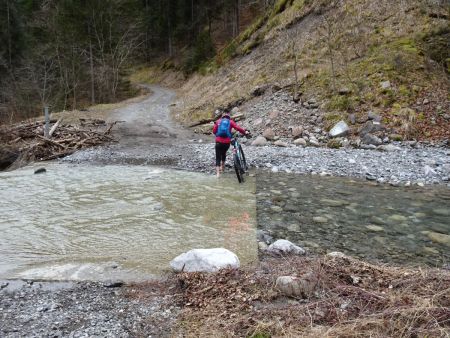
top-left (231, 132), bottom-right (250, 183)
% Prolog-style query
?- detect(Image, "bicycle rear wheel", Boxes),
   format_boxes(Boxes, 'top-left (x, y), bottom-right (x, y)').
top-left (234, 153), bottom-right (244, 183)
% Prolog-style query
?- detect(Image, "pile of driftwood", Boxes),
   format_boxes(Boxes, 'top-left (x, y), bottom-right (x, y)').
top-left (0, 118), bottom-right (118, 168)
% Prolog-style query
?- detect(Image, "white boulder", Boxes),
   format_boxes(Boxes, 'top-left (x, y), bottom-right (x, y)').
top-left (329, 120), bottom-right (350, 138)
top-left (268, 239), bottom-right (305, 255)
top-left (170, 248), bottom-right (240, 273)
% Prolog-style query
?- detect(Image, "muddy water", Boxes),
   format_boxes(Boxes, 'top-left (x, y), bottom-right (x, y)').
top-left (0, 164), bottom-right (257, 281)
top-left (257, 172), bottom-right (450, 267)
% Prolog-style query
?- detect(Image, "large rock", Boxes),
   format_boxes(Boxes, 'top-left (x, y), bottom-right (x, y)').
top-left (251, 136), bottom-right (268, 146)
top-left (170, 248), bottom-right (240, 273)
top-left (362, 134), bottom-right (382, 146)
top-left (276, 273), bottom-right (318, 298)
top-left (291, 126), bottom-right (303, 139)
top-left (367, 111), bottom-right (382, 122)
top-left (329, 120), bottom-right (350, 138)
top-left (308, 137), bottom-right (320, 147)
top-left (274, 140), bottom-right (288, 147)
top-left (267, 239), bottom-right (305, 255)
top-left (294, 138), bottom-right (307, 146)
top-left (359, 121), bottom-right (384, 137)
top-left (262, 128), bottom-right (275, 140)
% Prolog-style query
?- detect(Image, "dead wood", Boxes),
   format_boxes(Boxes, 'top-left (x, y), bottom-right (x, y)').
top-left (0, 118), bottom-right (118, 170)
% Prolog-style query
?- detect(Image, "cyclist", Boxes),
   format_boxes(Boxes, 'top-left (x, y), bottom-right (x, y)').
top-left (213, 111), bottom-right (249, 178)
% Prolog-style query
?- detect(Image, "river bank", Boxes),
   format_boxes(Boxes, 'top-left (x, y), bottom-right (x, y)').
top-left (2, 252), bottom-right (449, 338)
top-left (0, 279), bottom-right (177, 338)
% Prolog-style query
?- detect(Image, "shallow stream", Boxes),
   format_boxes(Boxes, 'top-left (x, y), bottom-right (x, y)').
top-left (256, 172), bottom-right (450, 267)
top-left (1, 164), bottom-right (449, 282)
top-left (0, 163), bottom-right (257, 281)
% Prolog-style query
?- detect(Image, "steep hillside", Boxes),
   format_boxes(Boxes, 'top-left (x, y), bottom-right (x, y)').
top-left (176, 0), bottom-right (449, 141)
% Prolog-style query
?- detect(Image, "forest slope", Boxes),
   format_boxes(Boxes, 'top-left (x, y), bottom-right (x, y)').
top-left (176, 0), bottom-right (449, 141)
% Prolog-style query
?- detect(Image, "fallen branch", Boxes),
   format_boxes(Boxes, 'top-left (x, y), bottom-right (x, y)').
top-left (35, 134), bottom-right (68, 149)
top-left (49, 117), bottom-right (63, 137)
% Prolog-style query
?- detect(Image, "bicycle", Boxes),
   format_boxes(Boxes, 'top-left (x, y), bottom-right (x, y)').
top-left (231, 132), bottom-right (250, 183)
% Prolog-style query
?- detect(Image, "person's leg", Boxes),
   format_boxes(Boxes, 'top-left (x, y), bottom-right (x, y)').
top-left (220, 143), bottom-right (230, 173)
top-left (215, 142), bottom-right (222, 177)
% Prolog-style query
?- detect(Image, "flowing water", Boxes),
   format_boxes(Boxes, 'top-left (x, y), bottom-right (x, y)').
top-left (256, 172), bottom-right (450, 267)
top-left (0, 163), bottom-right (257, 281)
top-left (2, 164), bottom-right (449, 282)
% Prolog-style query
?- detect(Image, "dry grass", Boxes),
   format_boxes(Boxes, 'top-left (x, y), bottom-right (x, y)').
top-left (172, 255), bottom-right (450, 338)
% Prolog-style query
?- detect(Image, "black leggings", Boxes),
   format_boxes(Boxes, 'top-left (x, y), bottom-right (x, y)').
top-left (215, 142), bottom-right (230, 166)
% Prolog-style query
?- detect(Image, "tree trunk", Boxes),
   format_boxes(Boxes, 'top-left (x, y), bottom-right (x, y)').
top-left (233, 0), bottom-right (241, 37)
top-left (6, 0), bottom-right (12, 67)
top-left (88, 26), bottom-right (95, 105)
top-left (168, 15), bottom-right (173, 57)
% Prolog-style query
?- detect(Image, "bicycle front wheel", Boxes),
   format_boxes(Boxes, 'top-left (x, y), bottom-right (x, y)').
top-left (238, 144), bottom-right (248, 172)
top-left (234, 153), bottom-right (244, 183)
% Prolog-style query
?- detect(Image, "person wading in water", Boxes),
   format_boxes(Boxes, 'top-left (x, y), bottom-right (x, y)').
top-left (213, 112), bottom-right (248, 178)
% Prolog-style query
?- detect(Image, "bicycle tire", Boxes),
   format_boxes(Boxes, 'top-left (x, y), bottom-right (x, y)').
top-left (238, 144), bottom-right (248, 171)
top-left (234, 153), bottom-right (244, 183)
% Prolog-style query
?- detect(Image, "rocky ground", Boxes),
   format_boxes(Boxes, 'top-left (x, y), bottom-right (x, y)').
top-left (64, 139), bottom-right (450, 186)
top-left (0, 280), bottom-right (177, 338)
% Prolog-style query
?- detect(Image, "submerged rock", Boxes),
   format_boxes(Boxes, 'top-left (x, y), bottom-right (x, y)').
top-left (433, 208), bottom-right (450, 217)
top-left (313, 216), bottom-right (328, 223)
top-left (427, 232), bottom-right (450, 247)
top-left (170, 248), bottom-right (240, 273)
top-left (267, 239), bottom-right (305, 255)
top-left (366, 225), bottom-right (385, 232)
top-left (34, 168), bottom-right (47, 174)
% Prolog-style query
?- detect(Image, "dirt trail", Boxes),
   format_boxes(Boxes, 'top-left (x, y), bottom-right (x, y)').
top-left (109, 85), bottom-right (205, 148)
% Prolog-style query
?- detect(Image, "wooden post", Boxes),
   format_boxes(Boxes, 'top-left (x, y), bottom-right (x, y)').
top-left (44, 106), bottom-right (50, 138)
